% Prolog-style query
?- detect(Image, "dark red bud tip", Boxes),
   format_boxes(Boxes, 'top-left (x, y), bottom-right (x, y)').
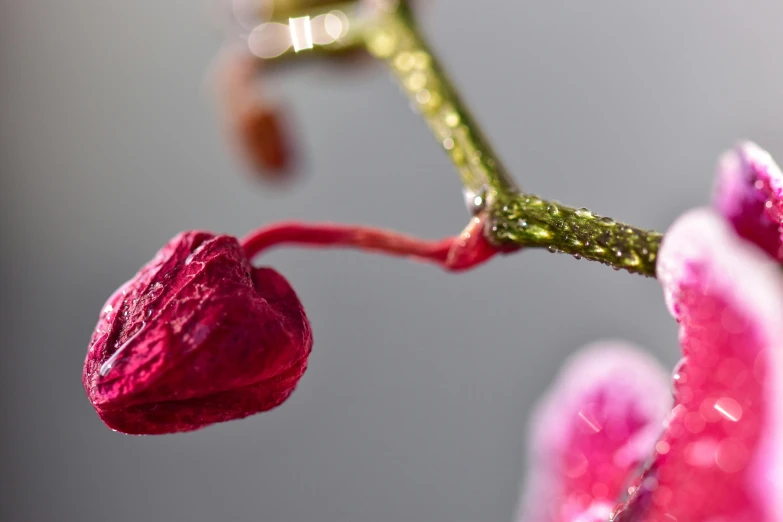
top-left (83, 231), bottom-right (312, 435)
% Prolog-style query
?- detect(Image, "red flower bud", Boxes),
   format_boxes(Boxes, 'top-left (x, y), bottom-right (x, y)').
top-left (83, 231), bottom-right (311, 435)
top-left (84, 217), bottom-right (512, 435)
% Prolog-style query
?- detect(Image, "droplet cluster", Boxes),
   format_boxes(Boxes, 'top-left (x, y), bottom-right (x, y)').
top-left (364, 5), bottom-right (662, 277)
top-left (489, 194), bottom-right (662, 277)
top-left (751, 177), bottom-right (783, 260)
top-left (613, 266), bottom-right (767, 520)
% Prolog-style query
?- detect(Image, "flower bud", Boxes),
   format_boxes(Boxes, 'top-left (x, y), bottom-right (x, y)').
top-left (83, 231), bottom-right (312, 435)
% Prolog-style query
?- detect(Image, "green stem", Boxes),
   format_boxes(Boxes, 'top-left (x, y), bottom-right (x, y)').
top-left (491, 193), bottom-right (662, 276)
top-left (366, 2), bottom-right (662, 277)
top-left (363, 3), bottom-right (517, 199)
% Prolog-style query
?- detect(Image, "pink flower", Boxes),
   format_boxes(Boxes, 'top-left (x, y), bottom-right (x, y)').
top-left (517, 341), bottom-right (670, 522)
top-left (714, 142), bottom-right (783, 261)
top-left (519, 143), bottom-right (783, 521)
top-left (614, 208), bottom-right (783, 521)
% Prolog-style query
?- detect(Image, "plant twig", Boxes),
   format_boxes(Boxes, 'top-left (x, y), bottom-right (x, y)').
top-left (365, 2), bottom-right (662, 277)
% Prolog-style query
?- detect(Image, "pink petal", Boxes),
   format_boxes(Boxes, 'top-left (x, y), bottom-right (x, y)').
top-left (614, 209), bottom-right (783, 521)
top-left (572, 503), bottom-right (614, 522)
top-left (714, 142), bottom-right (783, 261)
top-left (517, 341), bottom-right (670, 522)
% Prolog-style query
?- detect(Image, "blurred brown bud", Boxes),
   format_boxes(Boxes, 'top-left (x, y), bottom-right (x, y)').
top-left (214, 45), bottom-right (294, 179)
top-left (236, 103), bottom-right (291, 173)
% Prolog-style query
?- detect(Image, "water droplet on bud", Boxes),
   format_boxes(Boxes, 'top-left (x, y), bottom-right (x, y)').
top-left (99, 321), bottom-right (147, 377)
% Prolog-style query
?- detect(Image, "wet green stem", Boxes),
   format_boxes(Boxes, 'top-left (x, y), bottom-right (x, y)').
top-left (364, 2), bottom-right (662, 277)
top-left (490, 193), bottom-right (662, 276)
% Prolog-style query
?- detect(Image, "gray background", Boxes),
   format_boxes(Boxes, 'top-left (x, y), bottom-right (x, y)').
top-left (2, 1), bottom-right (783, 521)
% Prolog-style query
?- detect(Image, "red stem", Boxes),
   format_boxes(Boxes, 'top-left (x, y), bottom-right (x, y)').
top-left (241, 222), bottom-right (453, 266)
top-left (240, 218), bottom-right (507, 272)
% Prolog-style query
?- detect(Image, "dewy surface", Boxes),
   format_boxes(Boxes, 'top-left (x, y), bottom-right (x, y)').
top-left (715, 142), bottom-right (783, 262)
top-left (519, 342), bottom-right (669, 522)
top-left (363, 4), bottom-right (664, 276)
top-left (614, 210), bottom-right (783, 521)
top-left (364, 3), bottom-right (517, 197)
top-left (490, 194), bottom-right (662, 276)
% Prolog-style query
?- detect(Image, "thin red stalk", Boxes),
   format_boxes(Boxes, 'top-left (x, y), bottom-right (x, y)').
top-left (240, 222), bottom-right (455, 267)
